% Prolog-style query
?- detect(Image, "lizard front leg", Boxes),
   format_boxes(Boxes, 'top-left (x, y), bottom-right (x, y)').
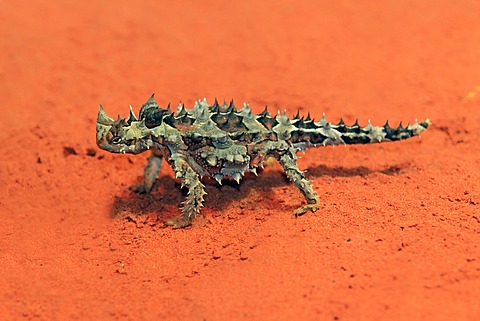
top-left (130, 153), bottom-right (163, 194)
top-left (164, 155), bottom-right (206, 228)
top-left (277, 149), bottom-right (320, 216)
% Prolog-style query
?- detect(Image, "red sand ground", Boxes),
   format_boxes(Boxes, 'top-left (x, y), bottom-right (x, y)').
top-left (1, 1), bottom-right (479, 320)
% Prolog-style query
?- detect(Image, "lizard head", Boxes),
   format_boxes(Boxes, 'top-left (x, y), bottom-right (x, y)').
top-left (96, 104), bottom-right (153, 154)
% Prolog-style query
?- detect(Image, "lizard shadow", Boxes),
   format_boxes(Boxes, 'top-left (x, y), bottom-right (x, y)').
top-left (306, 163), bottom-right (405, 177)
top-left (110, 163), bottom-right (407, 222)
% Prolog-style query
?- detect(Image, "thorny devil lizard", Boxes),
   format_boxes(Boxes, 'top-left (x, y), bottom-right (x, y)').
top-left (96, 94), bottom-right (430, 228)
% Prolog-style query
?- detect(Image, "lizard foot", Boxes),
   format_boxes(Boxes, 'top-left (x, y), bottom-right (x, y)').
top-left (164, 217), bottom-right (191, 229)
top-left (129, 184), bottom-right (149, 194)
top-left (293, 203), bottom-right (320, 217)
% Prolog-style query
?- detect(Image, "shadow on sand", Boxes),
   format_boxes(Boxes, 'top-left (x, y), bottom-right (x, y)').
top-left (110, 162), bottom-right (410, 223)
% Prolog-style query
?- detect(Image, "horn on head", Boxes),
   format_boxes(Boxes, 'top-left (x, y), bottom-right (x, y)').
top-left (97, 104), bottom-right (114, 124)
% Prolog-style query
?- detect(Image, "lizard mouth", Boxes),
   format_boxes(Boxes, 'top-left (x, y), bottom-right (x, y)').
top-left (98, 142), bottom-right (123, 153)
top-left (96, 104), bottom-right (153, 154)
top-left (96, 123), bottom-right (153, 154)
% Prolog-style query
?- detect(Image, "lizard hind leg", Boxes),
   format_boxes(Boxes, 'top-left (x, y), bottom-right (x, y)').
top-left (164, 155), bottom-right (206, 228)
top-left (277, 151), bottom-right (320, 216)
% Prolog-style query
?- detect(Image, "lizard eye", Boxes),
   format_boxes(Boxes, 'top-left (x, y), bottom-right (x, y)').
top-left (109, 136), bottom-right (123, 144)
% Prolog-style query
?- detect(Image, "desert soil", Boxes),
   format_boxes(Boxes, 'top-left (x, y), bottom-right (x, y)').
top-left (1, 1), bottom-right (479, 320)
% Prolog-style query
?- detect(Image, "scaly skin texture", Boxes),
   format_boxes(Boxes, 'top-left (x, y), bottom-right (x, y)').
top-left (96, 94), bottom-right (430, 228)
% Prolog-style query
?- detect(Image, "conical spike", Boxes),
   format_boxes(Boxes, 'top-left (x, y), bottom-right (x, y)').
top-left (97, 104), bottom-right (114, 124)
top-left (305, 112), bottom-right (311, 122)
top-left (353, 119), bottom-right (359, 127)
top-left (211, 98), bottom-right (220, 112)
top-left (229, 99), bottom-right (236, 112)
top-left (337, 118), bottom-right (345, 126)
top-left (294, 110), bottom-right (301, 119)
top-left (148, 93), bottom-right (156, 103)
top-left (127, 105), bottom-right (138, 123)
top-left (232, 172), bottom-right (242, 184)
top-left (220, 99), bottom-right (229, 113)
top-left (314, 113), bottom-right (327, 127)
top-left (174, 102), bottom-right (185, 117)
top-left (214, 173), bottom-right (223, 185)
top-left (383, 120), bottom-right (390, 129)
top-left (364, 119), bottom-right (374, 132)
top-left (196, 100), bottom-right (205, 112)
top-left (260, 106), bottom-right (270, 116)
top-left (165, 103), bottom-right (171, 113)
top-left (198, 107), bottom-right (209, 121)
top-left (139, 93), bottom-right (160, 119)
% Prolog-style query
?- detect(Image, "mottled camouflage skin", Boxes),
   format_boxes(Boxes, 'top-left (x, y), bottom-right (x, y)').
top-left (96, 95), bottom-right (430, 228)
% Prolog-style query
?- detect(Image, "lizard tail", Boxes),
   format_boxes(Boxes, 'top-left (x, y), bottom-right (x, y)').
top-left (290, 115), bottom-right (430, 150)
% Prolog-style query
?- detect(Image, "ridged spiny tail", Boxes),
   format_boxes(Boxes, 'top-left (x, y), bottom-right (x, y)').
top-left (289, 115), bottom-right (431, 150)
